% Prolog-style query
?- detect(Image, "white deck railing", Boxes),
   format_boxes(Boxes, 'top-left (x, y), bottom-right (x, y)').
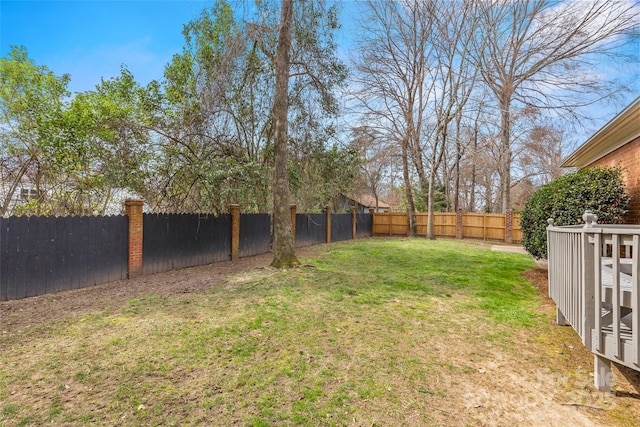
top-left (547, 211), bottom-right (640, 392)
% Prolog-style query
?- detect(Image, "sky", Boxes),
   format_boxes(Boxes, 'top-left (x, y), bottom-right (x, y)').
top-left (0, 0), bottom-right (359, 94)
top-left (1, 1), bottom-right (214, 93)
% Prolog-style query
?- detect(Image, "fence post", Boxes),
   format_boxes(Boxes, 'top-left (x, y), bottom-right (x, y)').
top-left (125, 199), bottom-right (144, 279)
top-left (505, 209), bottom-right (513, 244)
top-left (456, 209), bottom-right (463, 239)
top-left (371, 212), bottom-right (377, 236)
top-left (290, 204), bottom-right (297, 246)
top-left (326, 205), bottom-right (331, 244)
top-left (231, 204), bottom-right (240, 261)
top-left (352, 206), bottom-right (357, 239)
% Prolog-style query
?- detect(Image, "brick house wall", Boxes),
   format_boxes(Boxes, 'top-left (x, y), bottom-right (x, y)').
top-left (588, 135), bottom-right (640, 224)
top-left (561, 97), bottom-right (640, 225)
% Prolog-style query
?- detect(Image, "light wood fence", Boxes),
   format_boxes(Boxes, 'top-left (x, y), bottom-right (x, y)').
top-left (373, 211), bottom-right (522, 243)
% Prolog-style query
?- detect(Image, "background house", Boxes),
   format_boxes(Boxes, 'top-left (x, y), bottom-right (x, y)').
top-left (0, 182), bottom-right (41, 217)
top-left (561, 97), bottom-right (640, 223)
top-left (335, 194), bottom-right (393, 213)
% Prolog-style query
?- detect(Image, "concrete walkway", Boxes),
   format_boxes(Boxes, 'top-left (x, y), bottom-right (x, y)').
top-left (491, 245), bottom-right (528, 254)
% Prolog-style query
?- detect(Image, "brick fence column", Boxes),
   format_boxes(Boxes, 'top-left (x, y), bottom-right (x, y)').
top-left (125, 199), bottom-right (144, 279)
top-left (505, 209), bottom-right (513, 244)
top-left (326, 205), bottom-right (331, 244)
top-left (456, 209), bottom-right (463, 239)
top-left (231, 204), bottom-right (240, 261)
top-left (352, 206), bottom-right (357, 239)
top-left (290, 204), bottom-right (297, 246)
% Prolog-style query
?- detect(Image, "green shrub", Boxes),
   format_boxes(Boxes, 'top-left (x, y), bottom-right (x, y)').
top-left (520, 166), bottom-right (630, 259)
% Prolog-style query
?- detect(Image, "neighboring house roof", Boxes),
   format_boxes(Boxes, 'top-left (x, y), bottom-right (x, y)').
top-left (344, 194), bottom-right (392, 209)
top-left (561, 96), bottom-right (640, 168)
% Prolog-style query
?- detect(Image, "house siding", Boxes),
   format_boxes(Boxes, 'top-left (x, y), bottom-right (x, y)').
top-left (588, 135), bottom-right (640, 224)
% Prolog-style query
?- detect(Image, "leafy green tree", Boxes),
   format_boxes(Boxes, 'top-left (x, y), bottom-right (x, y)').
top-left (10, 66), bottom-right (157, 216)
top-left (1, 47), bottom-right (159, 216)
top-left (0, 46), bottom-right (70, 216)
top-left (411, 184), bottom-right (447, 213)
top-left (520, 167), bottom-right (630, 259)
top-left (289, 144), bottom-right (360, 212)
top-left (47, 67), bottom-right (157, 215)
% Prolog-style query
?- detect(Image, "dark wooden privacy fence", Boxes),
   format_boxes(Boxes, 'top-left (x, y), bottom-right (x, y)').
top-left (240, 214), bottom-right (271, 258)
top-left (295, 213), bottom-right (327, 248)
top-left (356, 214), bottom-right (373, 238)
top-left (0, 203), bottom-right (374, 301)
top-left (331, 213), bottom-right (352, 242)
top-left (143, 213), bottom-right (231, 275)
top-left (0, 215), bottom-right (128, 301)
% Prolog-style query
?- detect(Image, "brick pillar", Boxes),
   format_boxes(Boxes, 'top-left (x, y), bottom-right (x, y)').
top-left (352, 206), bottom-right (357, 239)
top-left (326, 205), bottom-right (331, 244)
top-left (290, 204), bottom-right (297, 246)
top-left (231, 204), bottom-right (240, 261)
top-left (505, 209), bottom-right (513, 244)
top-left (456, 209), bottom-right (463, 239)
top-left (125, 199), bottom-right (144, 279)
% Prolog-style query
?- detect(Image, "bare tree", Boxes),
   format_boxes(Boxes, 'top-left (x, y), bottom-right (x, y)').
top-left (352, 0), bottom-right (437, 236)
top-left (423, 0), bottom-right (480, 237)
top-left (353, 0), bottom-right (482, 237)
top-left (474, 0), bottom-right (639, 211)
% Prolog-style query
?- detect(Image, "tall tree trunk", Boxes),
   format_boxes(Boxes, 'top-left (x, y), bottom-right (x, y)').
top-left (453, 113), bottom-right (463, 212)
top-left (426, 137), bottom-right (439, 240)
top-left (499, 97), bottom-right (511, 213)
top-left (470, 123), bottom-right (478, 212)
top-left (426, 169), bottom-right (436, 240)
top-left (427, 129), bottom-right (447, 239)
top-left (271, 0), bottom-right (299, 268)
top-left (441, 146), bottom-right (450, 212)
top-left (406, 110), bottom-right (428, 214)
top-left (413, 149), bottom-right (429, 211)
top-left (401, 138), bottom-right (417, 237)
top-left (485, 185), bottom-right (492, 213)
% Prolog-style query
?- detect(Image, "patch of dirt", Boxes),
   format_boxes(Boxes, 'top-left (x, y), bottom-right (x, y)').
top-left (0, 245), bottom-right (326, 335)
top-left (520, 267), bottom-right (640, 425)
top-left (522, 267), bottom-right (552, 302)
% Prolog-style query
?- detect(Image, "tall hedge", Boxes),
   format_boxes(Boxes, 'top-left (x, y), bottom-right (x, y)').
top-left (520, 167), bottom-right (630, 259)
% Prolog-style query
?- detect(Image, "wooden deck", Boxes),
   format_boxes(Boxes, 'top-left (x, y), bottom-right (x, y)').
top-left (547, 212), bottom-right (640, 392)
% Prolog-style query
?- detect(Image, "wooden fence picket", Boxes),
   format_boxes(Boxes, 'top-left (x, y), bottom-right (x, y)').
top-left (372, 212), bottom-right (522, 243)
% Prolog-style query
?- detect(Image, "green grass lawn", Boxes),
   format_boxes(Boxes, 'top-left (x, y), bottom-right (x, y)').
top-left (1, 238), bottom-right (637, 426)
